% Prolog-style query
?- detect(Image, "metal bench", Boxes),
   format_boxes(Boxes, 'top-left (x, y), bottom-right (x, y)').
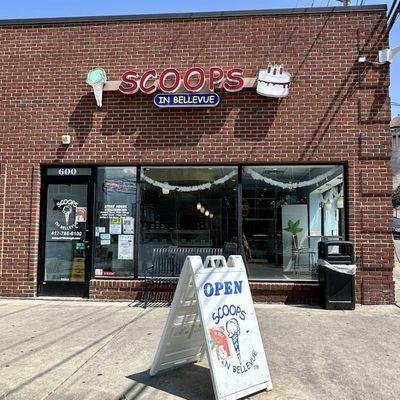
top-left (143, 246), bottom-right (223, 307)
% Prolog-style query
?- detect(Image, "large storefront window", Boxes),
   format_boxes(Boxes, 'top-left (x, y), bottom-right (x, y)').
top-left (40, 164), bottom-right (346, 288)
top-left (242, 165), bottom-right (345, 281)
top-left (138, 166), bottom-right (238, 276)
top-left (94, 167), bottom-right (137, 277)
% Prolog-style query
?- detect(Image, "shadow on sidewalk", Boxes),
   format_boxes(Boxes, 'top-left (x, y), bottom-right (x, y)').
top-left (124, 365), bottom-right (213, 400)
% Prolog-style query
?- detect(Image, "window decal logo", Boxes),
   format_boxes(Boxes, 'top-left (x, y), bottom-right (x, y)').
top-left (55, 199), bottom-right (78, 231)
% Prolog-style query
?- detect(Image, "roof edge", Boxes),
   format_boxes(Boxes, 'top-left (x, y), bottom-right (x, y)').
top-left (0, 5), bottom-right (388, 27)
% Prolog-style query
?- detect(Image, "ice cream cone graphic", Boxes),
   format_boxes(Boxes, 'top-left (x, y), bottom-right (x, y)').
top-left (62, 205), bottom-right (73, 225)
top-left (226, 318), bottom-right (241, 364)
top-left (86, 68), bottom-right (107, 107)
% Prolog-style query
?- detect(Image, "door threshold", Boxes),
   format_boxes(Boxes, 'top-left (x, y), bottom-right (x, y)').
top-left (36, 296), bottom-right (89, 301)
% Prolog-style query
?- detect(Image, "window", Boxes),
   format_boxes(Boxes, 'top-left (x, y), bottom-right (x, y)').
top-left (242, 165), bottom-right (345, 281)
top-left (94, 167), bottom-right (137, 277)
top-left (138, 166), bottom-right (238, 276)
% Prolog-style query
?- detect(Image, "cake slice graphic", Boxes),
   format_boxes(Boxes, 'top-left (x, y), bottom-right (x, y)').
top-left (86, 68), bottom-right (107, 107)
top-left (257, 64), bottom-right (291, 98)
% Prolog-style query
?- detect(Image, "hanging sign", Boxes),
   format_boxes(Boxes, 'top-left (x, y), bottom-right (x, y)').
top-left (150, 255), bottom-right (272, 400)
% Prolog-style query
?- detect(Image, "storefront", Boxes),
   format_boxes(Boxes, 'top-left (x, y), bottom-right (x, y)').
top-left (0, 5), bottom-right (395, 303)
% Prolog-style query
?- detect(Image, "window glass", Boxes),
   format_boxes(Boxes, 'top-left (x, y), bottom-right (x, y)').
top-left (44, 183), bottom-right (88, 282)
top-left (242, 165), bottom-right (345, 281)
top-left (138, 166), bottom-right (238, 276)
top-left (94, 167), bottom-right (137, 277)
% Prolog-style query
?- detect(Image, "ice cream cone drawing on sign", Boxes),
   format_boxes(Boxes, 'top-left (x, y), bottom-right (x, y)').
top-left (86, 68), bottom-right (107, 107)
top-left (257, 64), bottom-right (291, 98)
top-left (226, 318), bottom-right (241, 364)
top-left (62, 205), bottom-right (73, 225)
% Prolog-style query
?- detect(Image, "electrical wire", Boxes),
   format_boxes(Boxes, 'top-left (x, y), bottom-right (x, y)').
top-left (388, 0), bottom-right (398, 21)
top-left (388, 0), bottom-right (400, 32)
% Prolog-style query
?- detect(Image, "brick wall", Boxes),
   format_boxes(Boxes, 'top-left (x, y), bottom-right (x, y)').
top-left (0, 8), bottom-right (393, 304)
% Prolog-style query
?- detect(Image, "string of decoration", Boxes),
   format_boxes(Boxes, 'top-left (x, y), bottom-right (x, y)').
top-left (243, 167), bottom-right (341, 189)
top-left (141, 170), bottom-right (237, 192)
top-left (320, 185), bottom-right (343, 204)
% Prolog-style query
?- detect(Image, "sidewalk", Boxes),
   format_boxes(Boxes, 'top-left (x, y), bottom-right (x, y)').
top-left (0, 299), bottom-right (399, 400)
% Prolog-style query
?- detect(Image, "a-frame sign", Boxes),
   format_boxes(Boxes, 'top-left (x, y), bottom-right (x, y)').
top-left (150, 255), bottom-right (273, 400)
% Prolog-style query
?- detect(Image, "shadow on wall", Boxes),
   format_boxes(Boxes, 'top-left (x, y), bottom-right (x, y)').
top-left (68, 93), bottom-right (97, 148)
top-left (67, 90), bottom-right (279, 151)
top-left (298, 12), bottom-right (389, 161)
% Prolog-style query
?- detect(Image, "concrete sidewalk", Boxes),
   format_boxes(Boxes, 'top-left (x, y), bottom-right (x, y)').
top-left (0, 299), bottom-right (399, 400)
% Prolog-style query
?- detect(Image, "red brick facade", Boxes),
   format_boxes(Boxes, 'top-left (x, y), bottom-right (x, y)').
top-left (0, 6), bottom-right (394, 304)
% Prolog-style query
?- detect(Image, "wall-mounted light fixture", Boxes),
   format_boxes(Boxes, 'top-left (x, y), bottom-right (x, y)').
top-left (61, 134), bottom-right (71, 145)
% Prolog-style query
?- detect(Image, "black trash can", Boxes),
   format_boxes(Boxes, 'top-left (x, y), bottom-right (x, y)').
top-left (318, 241), bottom-right (355, 310)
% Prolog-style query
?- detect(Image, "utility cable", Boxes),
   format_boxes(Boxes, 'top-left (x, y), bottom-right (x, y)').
top-left (388, 0), bottom-right (398, 22)
top-left (388, 0), bottom-right (400, 32)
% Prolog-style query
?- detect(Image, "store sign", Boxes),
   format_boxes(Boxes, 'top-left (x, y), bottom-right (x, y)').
top-left (154, 93), bottom-right (219, 108)
top-left (87, 65), bottom-right (291, 108)
top-left (150, 255), bottom-right (272, 400)
top-left (256, 65), bottom-right (291, 98)
top-left (118, 67), bottom-right (245, 95)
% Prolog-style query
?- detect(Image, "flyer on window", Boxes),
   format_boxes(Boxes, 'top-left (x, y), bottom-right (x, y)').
top-left (118, 234), bottom-right (134, 260)
top-left (75, 207), bottom-right (87, 223)
top-left (122, 217), bottom-right (135, 234)
top-left (109, 217), bottom-right (122, 235)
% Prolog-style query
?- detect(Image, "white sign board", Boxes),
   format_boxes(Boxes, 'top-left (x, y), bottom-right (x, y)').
top-left (150, 255), bottom-right (272, 400)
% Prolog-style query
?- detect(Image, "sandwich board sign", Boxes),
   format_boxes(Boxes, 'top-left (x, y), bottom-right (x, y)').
top-left (150, 255), bottom-right (273, 400)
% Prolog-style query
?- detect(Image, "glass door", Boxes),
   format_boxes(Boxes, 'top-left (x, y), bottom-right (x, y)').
top-left (38, 177), bottom-right (93, 297)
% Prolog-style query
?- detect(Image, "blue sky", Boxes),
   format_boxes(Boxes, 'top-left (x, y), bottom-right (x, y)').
top-left (0, 0), bottom-right (399, 117)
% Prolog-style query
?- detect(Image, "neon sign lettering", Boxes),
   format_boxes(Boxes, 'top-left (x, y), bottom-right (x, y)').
top-left (119, 67), bottom-right (245, 94)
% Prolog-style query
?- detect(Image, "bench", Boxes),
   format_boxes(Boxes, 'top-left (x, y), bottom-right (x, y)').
top-left (143, 246), bottom-right (223, 307)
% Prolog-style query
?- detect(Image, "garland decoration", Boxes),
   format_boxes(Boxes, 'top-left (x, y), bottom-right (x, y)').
top-left (141, 170), bottom-right (237, 192)
top-left (243, 166), bottom-right (341, 190)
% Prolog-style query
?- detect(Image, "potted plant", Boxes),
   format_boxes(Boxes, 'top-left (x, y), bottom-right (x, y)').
top-left (284, 220), bottom-right (303, 266)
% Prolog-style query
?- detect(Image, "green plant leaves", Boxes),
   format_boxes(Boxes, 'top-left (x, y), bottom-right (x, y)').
top-left (284, 219), bottom-right (303, 233)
